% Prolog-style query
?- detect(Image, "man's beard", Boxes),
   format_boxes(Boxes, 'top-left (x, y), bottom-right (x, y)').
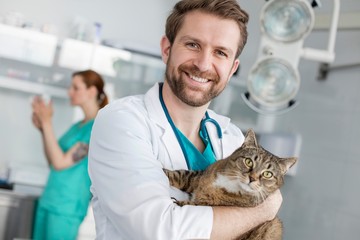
top-left (165, 61), bottom-right (226, 107)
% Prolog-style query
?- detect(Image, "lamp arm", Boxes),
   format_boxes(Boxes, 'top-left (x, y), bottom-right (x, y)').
top-left (300, 0), bottom-right (340, 63)
top-left (327, 0), bottom-right (340, 53)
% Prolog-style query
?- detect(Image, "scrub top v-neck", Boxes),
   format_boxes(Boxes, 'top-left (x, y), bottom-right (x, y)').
top-left (159, 83), bottom-right (216, 170)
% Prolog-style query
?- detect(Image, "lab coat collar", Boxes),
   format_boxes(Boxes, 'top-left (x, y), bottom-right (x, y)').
top-left (144, 83), bottom-right (170, 130)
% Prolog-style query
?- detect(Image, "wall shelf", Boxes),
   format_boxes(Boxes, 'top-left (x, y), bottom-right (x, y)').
top-left (0, 75), bottom-right (67, 98)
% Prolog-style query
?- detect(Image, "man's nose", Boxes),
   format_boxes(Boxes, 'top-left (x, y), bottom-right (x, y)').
top-left (193, 51), bottom-right (213, 72)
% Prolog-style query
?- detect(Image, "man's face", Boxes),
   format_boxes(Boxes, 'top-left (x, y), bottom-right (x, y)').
top-left (161, 11), bottom-right (241, 107)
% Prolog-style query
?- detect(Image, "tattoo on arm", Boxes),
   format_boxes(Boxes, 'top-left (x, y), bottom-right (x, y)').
top-left (72, 143), bottom-right (89, 162)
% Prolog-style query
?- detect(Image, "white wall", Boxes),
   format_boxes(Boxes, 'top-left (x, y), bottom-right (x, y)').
top-left (0, 88), bottom-right (71, 164)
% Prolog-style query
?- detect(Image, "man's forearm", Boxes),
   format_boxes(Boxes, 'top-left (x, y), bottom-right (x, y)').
top-left (210, 190), bottom-right (282, 240)
top-left (210, 206), bottom-right (264, 240)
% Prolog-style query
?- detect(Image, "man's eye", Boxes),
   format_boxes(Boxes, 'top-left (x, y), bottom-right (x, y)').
top-left (186, 42), bottom-right (198, 49)
top-left (216, 50), bottom-right (227, 57)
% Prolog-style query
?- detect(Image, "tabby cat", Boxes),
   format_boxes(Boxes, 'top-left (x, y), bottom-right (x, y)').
top-left (163, 129), bottom-right (297, 240)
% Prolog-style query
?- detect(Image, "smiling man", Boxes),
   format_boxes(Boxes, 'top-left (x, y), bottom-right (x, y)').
top-left (88, 0), bottom-right (283, 239)
top-left (162, 11), bottom-right (240, 108)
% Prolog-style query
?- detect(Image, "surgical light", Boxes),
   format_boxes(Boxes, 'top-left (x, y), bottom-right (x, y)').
top-left (261, 0), bottom-right (314, 43)
top-left (243, 0), bottom-right (340, 114)
top-left (247, 57), bottom-right (300, 111)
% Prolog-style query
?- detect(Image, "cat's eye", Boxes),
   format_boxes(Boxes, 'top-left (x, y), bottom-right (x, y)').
top-left (262, 171), bottom-right (273, 179)
top-left (244, 158), bottom-right (253, 168)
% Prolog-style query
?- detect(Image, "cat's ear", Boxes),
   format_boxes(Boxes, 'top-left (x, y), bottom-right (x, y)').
top-left (243, 129), bottom-right (258, 148)
top-left (279, 157), bottom-right (298, 174)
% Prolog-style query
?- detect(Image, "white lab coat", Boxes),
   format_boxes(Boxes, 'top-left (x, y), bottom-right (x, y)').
top-left (88, 83), bottom-right (245, 240)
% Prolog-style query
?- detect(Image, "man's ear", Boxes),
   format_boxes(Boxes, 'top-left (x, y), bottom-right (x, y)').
top-left (228, 59), bottom-right (239, 83)
top-left (160, 35), bottom-right (171, 64)
top-left (231, 59), bottom-right (240, 77)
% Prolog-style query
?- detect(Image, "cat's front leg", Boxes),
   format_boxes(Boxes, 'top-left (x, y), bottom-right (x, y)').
top-left (163, 168), bottom-right (203, 193)
top-left (175, 200), bottom-right (192, 206)
top-left (176, 200), bottom-right (211, 206)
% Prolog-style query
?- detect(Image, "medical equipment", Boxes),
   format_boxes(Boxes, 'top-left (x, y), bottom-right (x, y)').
top-left (201, 112), bottom-right (223, 159)
top-left (243, 0), bottom-right (340, 114)
top-left (200, 112), bottom-right (223, 141)
top-left (158, 83), bottom-right (224, 166)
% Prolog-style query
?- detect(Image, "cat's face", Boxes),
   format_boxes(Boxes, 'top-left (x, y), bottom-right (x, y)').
top-left (224, 129), bottom-right (297, 200)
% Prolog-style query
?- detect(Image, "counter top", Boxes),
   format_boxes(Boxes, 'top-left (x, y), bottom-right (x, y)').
top-left (0, 188), bottom-right (38, 199)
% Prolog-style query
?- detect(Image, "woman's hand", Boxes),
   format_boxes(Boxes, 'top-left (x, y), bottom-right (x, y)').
top-left (32, 112), bottom-right (43, 131)
top-left (31, 95), bottom-right (53, 129)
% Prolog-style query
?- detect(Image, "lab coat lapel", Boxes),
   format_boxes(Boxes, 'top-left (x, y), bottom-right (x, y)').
top-left (161, 129), bottom-right (188, 170)
top-left (206, 110), bottom-right (244, 159)
top-left (221, 134), bottom-right (243, 158)
top-left (144, 83), bottom-right (188, 170)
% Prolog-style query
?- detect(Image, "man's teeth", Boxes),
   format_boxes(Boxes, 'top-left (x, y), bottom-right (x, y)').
top-left (190, 75), bottom-right (208, 83)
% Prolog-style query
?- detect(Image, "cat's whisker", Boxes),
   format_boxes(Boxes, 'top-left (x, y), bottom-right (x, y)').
top-left (218, 169), bottom-right (240, 176)
top-left (216, 175), bottom-right (245, 185)
top-left (250, 183), bottom-right (266, 204)
top-left (259, 190), bottom-right (266, 203)
top-left (226, 175), bottom-right (248, 184)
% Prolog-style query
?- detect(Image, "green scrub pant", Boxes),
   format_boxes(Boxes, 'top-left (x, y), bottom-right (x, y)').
top-left (33, 206), bottom-right (83, 240)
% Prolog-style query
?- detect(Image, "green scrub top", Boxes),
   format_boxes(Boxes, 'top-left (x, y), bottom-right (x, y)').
top-left (38, 119), bottom-right (94, 218)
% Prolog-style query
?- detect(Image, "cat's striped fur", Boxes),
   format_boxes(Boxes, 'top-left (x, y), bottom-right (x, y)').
top-left (163, 129), bottom-right (297, 240)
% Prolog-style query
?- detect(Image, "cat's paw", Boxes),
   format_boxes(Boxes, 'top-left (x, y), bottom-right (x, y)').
top-left (176, 200), bottom-right (191, 206)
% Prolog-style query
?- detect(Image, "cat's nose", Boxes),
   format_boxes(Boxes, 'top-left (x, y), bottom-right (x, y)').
top-left (249, 176), bottom-right (256, 182)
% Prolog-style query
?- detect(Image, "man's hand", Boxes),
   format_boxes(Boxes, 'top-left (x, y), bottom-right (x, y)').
top-left (261, 189), bottom-right (283, 221)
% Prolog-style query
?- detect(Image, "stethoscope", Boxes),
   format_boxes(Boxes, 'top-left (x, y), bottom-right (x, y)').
top-left (201, 111), bottom-right (223, 159)
top-left (159, 83), bottom-right (224, 163)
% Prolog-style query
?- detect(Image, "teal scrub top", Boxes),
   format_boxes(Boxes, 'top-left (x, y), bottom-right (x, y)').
top-left (176, 128), bottom-right (216, 171)
top-left (38, 120), bottom-right (94, 218)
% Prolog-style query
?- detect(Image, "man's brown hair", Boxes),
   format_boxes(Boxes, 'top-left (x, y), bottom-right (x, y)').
top-left (165, 0), bottom-right (249, 59)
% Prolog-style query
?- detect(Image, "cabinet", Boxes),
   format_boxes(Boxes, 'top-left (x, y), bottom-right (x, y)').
top-left (0, 23), bottom-right (57, 67)
top-left (0, 23), bottom-right (165, 99)
top-left (0, 189), bottom-right (37, 240)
